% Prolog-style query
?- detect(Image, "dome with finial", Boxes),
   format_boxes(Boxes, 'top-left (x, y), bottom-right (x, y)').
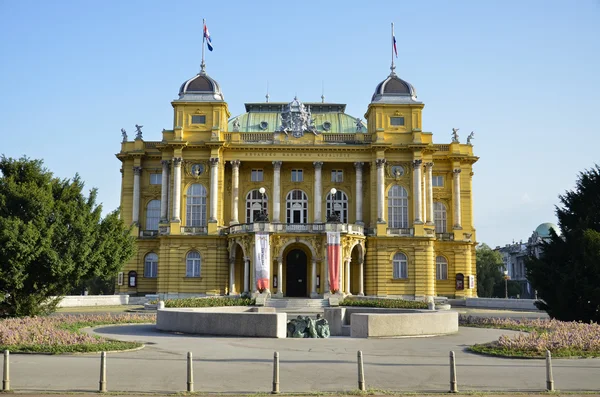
top-left (371, 72), bottom-right (420, 104)
top-left (534, 222), bottom-right (560, 238)
top-left (177, 70), bottom-right (224, 102)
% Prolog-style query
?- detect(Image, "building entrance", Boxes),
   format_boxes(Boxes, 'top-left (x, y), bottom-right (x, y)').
top-left (285, 249), bottom-right (307, 297)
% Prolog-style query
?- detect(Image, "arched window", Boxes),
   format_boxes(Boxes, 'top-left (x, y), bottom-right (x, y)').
top-left (434, 202), bottom-right (447, 232)
top-left (326, 190), bottom-right (348, 223)
top-left (186, 251), bottom-right (201, 278)
top-left (286, 190), bottom-right (308, 223)
top-left (388, 185), bottom-right (408, 228)
top-left (392, 252), bottom-right (408, 279)
top-left (144, 253), bottom-right (158, 278)
top-left (436, 255), bottom-right (448, 280)
top-left (186, 184), bottom-right (207, 226)
top-left (246, 189), bottom-right (268, 223)
top-left (145, 200), bottom-right (160, 230)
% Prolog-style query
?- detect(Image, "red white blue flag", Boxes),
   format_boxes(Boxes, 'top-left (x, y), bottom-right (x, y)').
top-left (204, 23), bottom-right (213, 51)
top-left (393, 34), bottom-right (398, 58)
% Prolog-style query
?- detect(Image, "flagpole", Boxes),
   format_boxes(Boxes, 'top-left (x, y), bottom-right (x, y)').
top-left (391, 22), bottom-right (396, 75)
top-left (201, 18), bottom-right (206, 73)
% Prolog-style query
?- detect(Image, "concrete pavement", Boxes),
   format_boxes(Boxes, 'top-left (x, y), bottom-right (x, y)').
top-left (6, 320), bottom-right (599, 394)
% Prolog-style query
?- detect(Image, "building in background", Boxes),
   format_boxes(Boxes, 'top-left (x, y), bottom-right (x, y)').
top-left (115, 58), bottom-right (479, 300)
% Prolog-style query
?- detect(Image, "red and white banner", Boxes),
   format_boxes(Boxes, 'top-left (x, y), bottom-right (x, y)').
top-left (327, 231), bottom-right (341, 293)
top-left (255, 232), bottom-right (270, 291)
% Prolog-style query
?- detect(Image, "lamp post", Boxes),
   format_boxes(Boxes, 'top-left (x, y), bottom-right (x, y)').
top-left (256, 187), bottom-right (269, 222)
top-left (327, 188), bottom-right (340, 223)
top-left (504, 269), bottom-right (509, 299)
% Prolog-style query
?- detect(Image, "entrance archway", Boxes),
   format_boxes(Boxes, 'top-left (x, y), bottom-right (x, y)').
top-left (286, 249), bottom-right (307, 297)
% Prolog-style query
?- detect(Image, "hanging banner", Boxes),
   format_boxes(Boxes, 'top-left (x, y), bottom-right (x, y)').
top-left (255, 232), bottom-right (270, 291)
top-left (327, 231), bottom-right (341, 293)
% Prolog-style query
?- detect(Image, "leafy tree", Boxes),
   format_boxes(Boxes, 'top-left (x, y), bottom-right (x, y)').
top-left (0, 156), bottom-right (135, 317)
top-left (476, 243), bottom-right (504, 297)
top-left (527, 165), bottom-right (600, 322)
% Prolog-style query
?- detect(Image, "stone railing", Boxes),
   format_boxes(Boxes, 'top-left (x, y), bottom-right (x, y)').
top-left (181, 226), bottom-right (208, 235)
top-left (436, 232), bottom-right (454, 241)
top-left (434, 144), bottom-right (450, 152)
top-left (144, 141), bottom-right (160, 149)
top-left (226, 223), bottom-right (364, 235)
top-left (386, 228), bottom-right (415, 237)
top-left (322, 133), bottom-right (373, 144)
top-left (139, 230), bottom-right (158, 238)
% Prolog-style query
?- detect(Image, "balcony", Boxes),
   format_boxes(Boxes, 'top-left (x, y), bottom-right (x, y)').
top-left (436, 232), bottom-right (455, 241)
top-left (226, 223), bottom-right (364, 235)
top-left (181, 226), bottom-right (208, 235)
top-left (386, 228), bottom-right (414, 237)
top-left (139, 230), bottom-right (158, 238)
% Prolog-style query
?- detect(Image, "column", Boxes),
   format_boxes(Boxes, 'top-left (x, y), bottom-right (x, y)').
top-left (172, 157), bottom-right (182, 222)
top-left (453, 168), bottom-right (462, 229)
top-left (376, 159), bottom-right (386, 222)
top-left (277, 258), bottom-right (283, 295)
top-left (243, 258), bottom-right (250, 294)
top-left (412, 159), bottom-right (423, 224)
top-left (358, 258), bottom-right (364, 296)
top-left (272, 161), bottom-right (282, 222)
top-left (425, 162), bottom-right (434, 225)
top-left (229, 257), bottom-right (236, 294)
top-left (209, 157), bottom-right (219, 223)
top-left (345, 258), bottom-right (351, 294)
top-left (313, 162), bottom-right (323, 222)
top-left (354, 162), bottom-right (364, 224)
top-left (230, 160), bottom-right (240, 225)
top-left (311, 259), bottom-right (317, 296)
top-left (132, 166), bottom-right (141, 225)
top-left (160, 160), bottom-right (169, 222)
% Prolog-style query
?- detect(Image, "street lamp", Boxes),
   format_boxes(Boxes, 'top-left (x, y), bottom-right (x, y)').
top-left (504, 269), bottom-right (509, 299)
top-left (255, 187), bottom-right (269, 222)
top-left (327, 188), bottom-right (340, 223)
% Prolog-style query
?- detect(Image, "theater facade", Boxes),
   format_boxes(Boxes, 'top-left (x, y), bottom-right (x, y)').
top-left (115, 63), bottom-right (478, 300)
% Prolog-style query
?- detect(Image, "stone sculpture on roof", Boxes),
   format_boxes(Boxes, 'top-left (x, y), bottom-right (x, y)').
top-left (135, 124), bottom-right (143, 140)
top-left (467, 131), bottom-right (475, 145)
top-left (121, 128), bottom-right (127, 143)
top-left (279, 97), bottom-right (320, 138)
top-left (451, 128), bottom-right (459, 143)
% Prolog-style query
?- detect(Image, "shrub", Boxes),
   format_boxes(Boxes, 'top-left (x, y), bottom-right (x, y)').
top-left (161, 297), bottom-right (255, 308)
top-left (340, 298), bottom-right (428, 309)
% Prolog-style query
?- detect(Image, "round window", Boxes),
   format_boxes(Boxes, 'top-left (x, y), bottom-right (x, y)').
top-left (391, 165), bottom-right (404, 177)
top-left (323, 121), bottom-right (332, 131)
top-left (259, 121), bottom-right (269, 130)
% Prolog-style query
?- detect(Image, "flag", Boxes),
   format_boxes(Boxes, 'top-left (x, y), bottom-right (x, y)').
top-left (204, 23), bottom-right (213, 51)
top-left (393, 34), bottom-right (398, 58)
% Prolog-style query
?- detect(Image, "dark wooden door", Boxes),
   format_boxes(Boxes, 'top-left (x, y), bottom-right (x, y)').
top-left (286, 249), bottom-right (307, 297)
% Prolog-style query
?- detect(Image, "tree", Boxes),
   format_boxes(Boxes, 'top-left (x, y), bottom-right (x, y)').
top-left (0, 156), bottom-right (135, 317)
top-left (476, 243), bottom-right (505, 297)
top-left (527, 165), bottom-right (600, 322)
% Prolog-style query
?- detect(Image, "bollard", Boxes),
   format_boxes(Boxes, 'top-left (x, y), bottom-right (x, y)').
top-left (272, 351), bottom-right (280, 394)
top-left (99, 351), bottom-right (107, 393)
top-left (2, 350), bottom-right (9, 392)
top-left (187, 352), bottom-right (194, 392)
top-left (449, 351), bottom-right (458, 393)
top-left (546, 350), bottom-right (554, 391)
top-left (357, 350), bottom-right (366, 391)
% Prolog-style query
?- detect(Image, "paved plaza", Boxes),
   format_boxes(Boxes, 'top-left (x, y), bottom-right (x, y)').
top-left (7, 309), bottom-right (600, 394)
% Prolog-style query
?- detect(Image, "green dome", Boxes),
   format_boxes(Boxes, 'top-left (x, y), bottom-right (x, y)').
top-left (535, 222), bottom-right (560, 238)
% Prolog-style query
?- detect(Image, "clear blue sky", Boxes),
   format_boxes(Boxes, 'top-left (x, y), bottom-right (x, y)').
top-left (1, 0), bottom-right (599, 248)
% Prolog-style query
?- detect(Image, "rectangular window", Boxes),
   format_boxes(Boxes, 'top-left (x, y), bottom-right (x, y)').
top-left (150, 173), bottom-right (161, 185)
top-left (432, 175), bottom-right (444, 187)
top-left (331, 170), bottom-right (343, 182)
top-left (191, 115), bottom-right (206, 124)
top-left (251, 169), bottom-right (264, 182)
top-left (390, 117), bottom-right (405, 126)
top-left (291, 169), bottom-right (303, 182)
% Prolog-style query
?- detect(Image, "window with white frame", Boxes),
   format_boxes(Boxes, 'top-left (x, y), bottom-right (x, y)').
top-left (392, 252), bottom-right (408, 279)
top-left (246, 189), bottom-right (268, 223)
top-left (388, 185), bottom-right (409, 228)
top-left (186, 184), bottom-right (207, 226)
top-left (436, 256), bottom-right (448, 280)
top-left (251, 169), bottom-right (264, 182)
top-left (150, 173), bottom-right (161, 185)
top-left (144, 253), bottom-right (158, 278)
top-left (331, 170), bottom-right (343, 182)
top-left (433, 201), bottom-right (447, 232)
top-left (186, 251), bottom-right (201, 277)
top-left (145, 200), bottom-right (161, 230)
top-left (326, 189), bottom-right (348, 223)
top-left (286, 189), bottom-right (308, 223)
top-left (432, 175), bottom-right (444, 187)
top-left (291, 169), bottom-right (303, 182)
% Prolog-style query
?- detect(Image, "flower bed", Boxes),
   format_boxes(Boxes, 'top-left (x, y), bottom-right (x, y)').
top-left (340, 297), bottom-right (428, 309)
top-left (0, 313), bottom-right (155, 354)
top-left (460, 315), bottom-right (600, 358)
top-left (160, 297), bottom-right (255, 308)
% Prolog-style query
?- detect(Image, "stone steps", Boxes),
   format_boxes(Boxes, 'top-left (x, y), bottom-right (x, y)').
top-left (266, 298), bottom-right (330, 309)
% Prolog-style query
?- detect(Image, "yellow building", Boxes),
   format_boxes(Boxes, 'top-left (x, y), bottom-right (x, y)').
top-left (115, 62), bottom-right (478, 300)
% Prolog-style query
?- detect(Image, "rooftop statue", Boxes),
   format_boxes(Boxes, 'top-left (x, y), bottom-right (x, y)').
top-left (279, 98), bottom-right (321, 138)
top-left (467, 131), bottom-right (475, 145)
top-left (451, 128), bottom-right (459, 143)
top-left (356, 118), bottom-right (364, 132)
top-left (121, 128), bottom-right (127, 143)
top-left (135, 124), bottom-right (143, 140)
top-left (232, 118), bottom-right (240, 132)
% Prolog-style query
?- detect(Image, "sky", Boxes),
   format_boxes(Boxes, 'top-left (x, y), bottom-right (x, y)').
top-left (1, 0), bottom-right (599, 248)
